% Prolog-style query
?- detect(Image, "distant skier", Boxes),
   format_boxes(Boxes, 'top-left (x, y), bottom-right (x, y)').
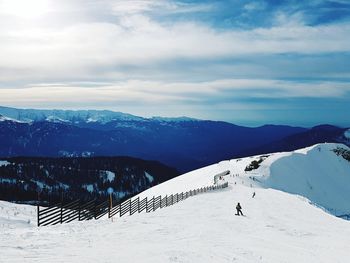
top-left (235, 202), bottom-right (243, 216)
top-left (252, 192), bottom-right (256, 198)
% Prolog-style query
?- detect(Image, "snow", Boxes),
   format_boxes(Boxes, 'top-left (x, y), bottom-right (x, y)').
top-left (58, 183), bottom-right (70, 190)
top-left (0, 114), bottom-right (29, 123)
top-left (0, 106), bottom-right (202, 124)
top-left (100, 170), bottom-right (115, 182)
top-left (345, 129), bottom-right (350, 139)
top-left (32, 181), bottom-right (46, 190)
top-left (0, 160), bottom-right (11, 167)
top-left (1, 143), bottom-right (350, 262)
top-left (144, 171), bottom-right (154, 183)
top-left (0, 178), bottom-right (16, 184)
top-left (83, 184), bottom-right (94, 193)
top-left (254, 143), bottom-right (350, 215)
top-left (106, 171), bottom-right (115, 182)
top-left (151, 116), bottom-right (198, 122)
top-left (0, 106), bottom-right (145, 123)
top-left (45, 116), bottom-right (70, 123)
top-left (87, 117), bottom-right (98, 123)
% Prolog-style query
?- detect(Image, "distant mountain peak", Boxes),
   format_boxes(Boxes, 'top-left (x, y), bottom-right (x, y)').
top-left (0, 113), bottom-right (28, 123)
top-left (150, 116), bottom-right (199, 122)
top-left (311, 124), bottom-right (341, 131)
top-left (0, 106), bottom-right (199, 124)
top-left (45, 116), bottom-right (71, 123)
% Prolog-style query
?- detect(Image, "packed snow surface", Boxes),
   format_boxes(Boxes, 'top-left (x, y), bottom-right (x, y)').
top-left (1, 143), bottom-right (350, 262)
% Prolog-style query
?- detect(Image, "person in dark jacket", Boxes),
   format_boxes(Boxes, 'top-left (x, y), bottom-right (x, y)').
top-left (236, 202), bottom-right (243, 216)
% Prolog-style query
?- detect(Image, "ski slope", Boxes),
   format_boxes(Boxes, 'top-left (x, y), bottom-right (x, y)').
top-left (1, 143), bottom-right (350, 262)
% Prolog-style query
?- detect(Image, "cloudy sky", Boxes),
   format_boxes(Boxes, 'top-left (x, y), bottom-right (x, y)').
top-left (0, 0), bottom-right (349, 127)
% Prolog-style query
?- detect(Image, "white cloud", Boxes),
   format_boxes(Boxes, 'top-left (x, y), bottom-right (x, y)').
top-left (1, 79), bottom-right (348, 107)
top-left (243, 1), bottom-right (267, 11)
top-left (111, 0), bottom-right (212, 15)
top-left (1, 14), bottom-right (350, 84)
top-left (0, 0), bottom-right (349, 121)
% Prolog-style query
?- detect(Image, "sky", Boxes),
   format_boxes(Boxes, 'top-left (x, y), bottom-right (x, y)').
top-left (0, 0), bottom-right (349, 127)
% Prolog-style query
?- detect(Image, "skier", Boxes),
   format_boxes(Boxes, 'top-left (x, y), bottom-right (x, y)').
top-left (235, 202), bottom-right (243, 216)
top-left (252, 192), bottom-right (256, 198)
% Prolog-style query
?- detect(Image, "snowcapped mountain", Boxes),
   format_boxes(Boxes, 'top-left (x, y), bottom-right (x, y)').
top-left (0, 106), bottom-right (310, 172)
top-left (0, 106), bottom-right (146, 123)
top-left (0, 114), bottom-right (27, 123)
top-left (1, 143), bottom-right (349, 262)
top-left (0, 106), bottom-right (349, 172)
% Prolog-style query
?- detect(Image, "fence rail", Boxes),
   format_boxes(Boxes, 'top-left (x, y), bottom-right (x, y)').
top-left (37, 182), bottom-right (229, 226)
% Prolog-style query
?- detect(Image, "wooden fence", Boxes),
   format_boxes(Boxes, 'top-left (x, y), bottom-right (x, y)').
top-left (38, 182), bottom-right (229, 226)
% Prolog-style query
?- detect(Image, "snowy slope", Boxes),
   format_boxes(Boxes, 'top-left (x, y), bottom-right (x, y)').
top-left (1, 143), bottom-right (350, 262)
top-left (256, 143), bottom-right (350, 215)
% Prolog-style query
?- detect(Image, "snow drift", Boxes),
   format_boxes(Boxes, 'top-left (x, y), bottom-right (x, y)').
top-left (254, 143), bottom-right (350, 216)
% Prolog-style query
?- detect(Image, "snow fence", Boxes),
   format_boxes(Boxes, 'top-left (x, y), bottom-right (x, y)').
top-left (37, 182), bottom-right (229, 226)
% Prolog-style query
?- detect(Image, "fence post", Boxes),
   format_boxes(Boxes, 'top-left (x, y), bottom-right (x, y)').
top-left (37, 205), bottom-right (40, 227)
top-left (153, 196), bottom-right (155, 211)
top-left (145, 197), bottom-right (148, 213)
top-left (138, 197), bottom-right (140, 213)
top-left (108, 197), bottom-right (110, 219)
top-left (37, 192), bottom-right (40, 227)
top-left (147, 197), bottom-right (150, 213)
top-left (60, 205), bottom-right (63, 224)
top-left (129, 199), bottom-right (132, 216)
top-left (94, 199), bottom-right (97, 219)
top-left (166, 195), bottom-right (168, 206)
top-left (78, 200), bottom-right (81, 221)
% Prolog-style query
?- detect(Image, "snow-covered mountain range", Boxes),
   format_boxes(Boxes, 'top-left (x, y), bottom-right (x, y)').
top-left (1, 106), bottom-right (349, 172)
top-left (0, 106), bottom-right (146, 123)
top-left (0, 143), bottom-right (349, 262)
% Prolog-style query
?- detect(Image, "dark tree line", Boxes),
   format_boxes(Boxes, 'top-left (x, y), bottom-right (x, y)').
top-left (0, 156), bottom-right (179, 205)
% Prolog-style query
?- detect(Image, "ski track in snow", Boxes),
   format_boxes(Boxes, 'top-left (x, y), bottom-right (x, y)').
top-left (0, 143), bottom-right (350, 262)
